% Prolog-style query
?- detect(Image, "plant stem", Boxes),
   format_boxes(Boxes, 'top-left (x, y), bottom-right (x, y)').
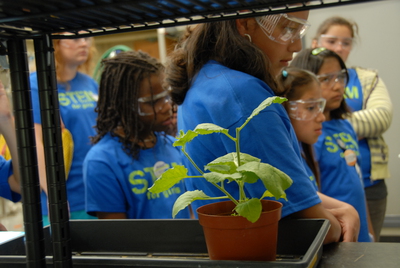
top-left (182, 148), bottom-right (238, 205)
top-left (211, 182), bottom-right (239, 205)
top-left (182, 148), bottom-right (204, 175)
top-left (235, 126), bottom-right (247, 201)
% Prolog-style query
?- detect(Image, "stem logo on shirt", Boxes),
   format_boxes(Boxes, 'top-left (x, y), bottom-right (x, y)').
top-left (324, 133), bottom-right (359, 158)
top-left (344, 86), bottom-right (360, 100)
top-left (59, 91), bottom-right (97, 109)
top-left (128, 161), bottom-right (182, 200)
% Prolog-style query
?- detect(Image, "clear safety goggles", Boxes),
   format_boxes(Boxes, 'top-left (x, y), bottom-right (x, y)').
top-left (318, 35), bottom-right (353, 50)
top-left (316, 69), bottom-right (348, 89)
top-left (138, 90), bottom-right (172, 116)
top-left (255, 13), bottom-right (310, 44)
top-left (287, 98), bottom-right (326, 121)
top-left (59, 37), bottom-right (93, 48)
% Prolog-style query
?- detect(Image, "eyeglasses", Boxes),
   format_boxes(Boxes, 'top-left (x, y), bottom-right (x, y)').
top-left (287, 98), bottom-right (326, 121)
top-left (138, 90), bottom-right (172, 116)
top-left (316, 69), bottom-right (348, 89)
top-left (318, 35), bottom-right (353, 50)
top-left (59, 37), bottom-right (93, 48)
top-left (255, 13), bottom-right (310, 44)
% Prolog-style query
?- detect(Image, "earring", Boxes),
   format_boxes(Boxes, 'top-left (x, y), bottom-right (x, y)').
top-left (244, 34), bottom-right (252, 43)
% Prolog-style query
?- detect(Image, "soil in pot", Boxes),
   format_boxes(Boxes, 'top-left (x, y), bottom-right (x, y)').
top-left (197, 200), bottom-right (282, 261)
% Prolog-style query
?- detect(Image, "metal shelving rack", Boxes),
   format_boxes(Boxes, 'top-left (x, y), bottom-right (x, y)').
top-left (0, 1), bottom-right (379, 267)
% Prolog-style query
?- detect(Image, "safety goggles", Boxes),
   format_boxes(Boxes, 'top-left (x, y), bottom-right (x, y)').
top-left (138, 90), bottom-right (172, 116)
top-left (318, 35), bottom-right (353, 50)
top-left (316, 69), bottom-right (348, 89)
top-left (59, 37), bottom-right (93, 48)
top-left (255, 13), bottom-right (310, 44)
top-left (287, 98), bottom-right (326, 121)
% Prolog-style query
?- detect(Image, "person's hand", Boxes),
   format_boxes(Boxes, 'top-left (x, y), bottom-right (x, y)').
top-left (0, 222), bottom-right (7, 231)
top-left (327, 203), bottom-right (360, 242)
top-left (0, 81), bottom-right (12, 128)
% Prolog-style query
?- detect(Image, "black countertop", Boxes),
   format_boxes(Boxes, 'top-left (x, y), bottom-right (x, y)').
top-left (319, 242), bottom-right (400, 268)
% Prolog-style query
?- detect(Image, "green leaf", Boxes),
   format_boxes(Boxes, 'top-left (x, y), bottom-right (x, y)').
top-left (148, 165), bottom-right (188, 194)
top-left (248, 96), bottom-right (287, 121)
top-left (173, 130), bottom-right (198, 148)
top-left (237, 162), bottom-right (293, 200)
top-left (194, 123), bottom-right (229, 135)
top-left (203, 171), bottom-right (243, 184)
top-left (173, 124), bottom-right (229, 148)
top-left (172, 190), bottom-right (211, 218)
top-left (205, 153), bottom-right (261, 174)
top-left (235, 198), bottom-right (262, 223)
top-left (261, 190), bottom-right (274, 198)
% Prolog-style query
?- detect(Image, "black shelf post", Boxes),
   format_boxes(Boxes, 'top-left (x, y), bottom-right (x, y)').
top-left (7, 38), bottom-right (47, 268)
top-left (33, 34), bottom-right (72, 268)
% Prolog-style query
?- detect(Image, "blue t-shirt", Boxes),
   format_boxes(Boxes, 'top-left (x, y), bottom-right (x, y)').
top-left (0, 156), bottom-right (21, 202)
top-left (299, 151), bottom-right (319, 192)
top-left (178, 61), bottom-right (321, 218)
top-left (344, 68), bottom-right (375, 188)
top-left (83, 132), bottom-right (190, 219)
top-left (30, 72), bottom-right (98, 215)
top-left (314, 119), bottom-right (370, 242)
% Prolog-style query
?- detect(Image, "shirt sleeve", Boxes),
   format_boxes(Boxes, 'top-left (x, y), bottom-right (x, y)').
top-left (349, 68), bottom-right (392, 138)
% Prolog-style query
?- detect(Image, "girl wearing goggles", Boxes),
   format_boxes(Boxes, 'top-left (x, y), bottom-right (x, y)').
top-left (166, 10), bottom-right (361, 243)
top-left (280, 67), bottom-right (326, 188)
top-left (291, 48), bottom-right (373, 242)
top-left (312, 16), bottom-right (392, 242)
top-left (83, 51), bottom-right (190, 220)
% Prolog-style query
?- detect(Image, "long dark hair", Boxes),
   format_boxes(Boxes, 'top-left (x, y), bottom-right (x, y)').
top-left (166, 19), bottom-right (283, 105)
top-left (290, 48), bottom-right (351, 120)
top-left (92, 51), bottom-right (164, 159)
top-left (278, 67), bottom-right (321, 188)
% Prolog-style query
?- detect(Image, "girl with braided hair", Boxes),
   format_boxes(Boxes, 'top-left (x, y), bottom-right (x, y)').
top-left (83, 51), bottom-right (190, 219)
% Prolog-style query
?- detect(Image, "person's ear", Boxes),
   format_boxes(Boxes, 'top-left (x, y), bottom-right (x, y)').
top-left (236, 18), bottom-right (256, 37)
top-left (311, 39), bottom-right (319, 49)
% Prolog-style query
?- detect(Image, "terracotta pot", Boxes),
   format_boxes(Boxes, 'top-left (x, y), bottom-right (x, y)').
top-left (197, 200), bottom-right (282, 261)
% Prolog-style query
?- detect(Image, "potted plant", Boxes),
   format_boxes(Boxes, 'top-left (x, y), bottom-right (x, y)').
top-left (148, 96), bottom-right (293, 261)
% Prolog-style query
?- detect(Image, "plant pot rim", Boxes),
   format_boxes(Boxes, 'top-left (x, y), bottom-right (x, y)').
top-left (196, 200), bottom-right (283, 228)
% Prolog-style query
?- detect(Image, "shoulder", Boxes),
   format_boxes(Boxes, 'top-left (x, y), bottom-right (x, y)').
top-left (351, 66), bottom-right (379, 79)
top-left (75, 72), bottom-right (98, 86)
top-left (199, 61), bottom-right (271, 90)
top-left (156, 133), bottom-right (180, 151)
top-left (86, 134), bottom-right (121, 161)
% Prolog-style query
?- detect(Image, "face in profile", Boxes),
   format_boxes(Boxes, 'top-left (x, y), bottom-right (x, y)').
top-left (243, 10), bottom-right (310, 76)
top-left (287, 80), bottom-right (325, 145)
top-left (137, 73), bottom-right (173, 133)
top-left (316, 57), bottom-right (347, 119)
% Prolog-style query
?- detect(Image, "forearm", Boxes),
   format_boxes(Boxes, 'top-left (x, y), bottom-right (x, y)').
top-left (349, 109), bottom-right (392, 138)
top-left (349, 78), bottom-right (392, 138)
top-left (318, 192), bottom-right (360, 242)
top-left (291, 203), bottom-right (342, 244)
top-left (1, 114), bottom-right (21, 194)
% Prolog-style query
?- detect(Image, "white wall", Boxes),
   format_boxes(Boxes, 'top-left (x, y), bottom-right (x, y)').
top-left (304, 0), bottom-right (400, 217)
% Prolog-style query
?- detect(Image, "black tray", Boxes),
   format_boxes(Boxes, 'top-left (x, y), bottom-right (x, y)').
top-left (0, 218), bottom-right (329, 268)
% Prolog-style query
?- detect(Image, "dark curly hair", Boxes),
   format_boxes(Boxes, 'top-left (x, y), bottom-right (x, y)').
top-left (92, 50), bottom-right (164, 159)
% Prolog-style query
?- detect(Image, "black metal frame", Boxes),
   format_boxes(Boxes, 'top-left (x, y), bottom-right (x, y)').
top-left (0, 0), bottom-right (382, 267)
